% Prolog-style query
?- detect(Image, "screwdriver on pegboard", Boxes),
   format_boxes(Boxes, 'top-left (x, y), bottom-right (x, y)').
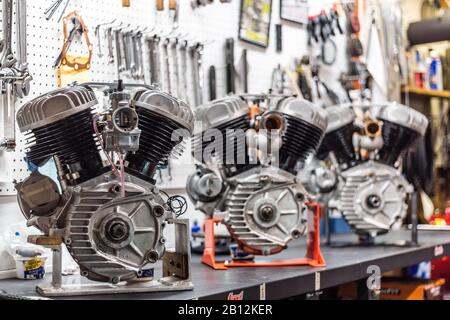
top-left (169, 0), bottom-right (177, 10)
top-left (156, 0), bottom-right (164, 11)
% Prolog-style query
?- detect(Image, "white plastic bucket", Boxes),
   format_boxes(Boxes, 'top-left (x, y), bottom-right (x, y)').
top-left (14, 255), bottom-right (47, 280)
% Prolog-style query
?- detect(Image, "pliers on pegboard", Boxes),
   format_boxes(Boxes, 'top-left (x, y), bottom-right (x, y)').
top-left (44, 0), bottom-right (70, 22)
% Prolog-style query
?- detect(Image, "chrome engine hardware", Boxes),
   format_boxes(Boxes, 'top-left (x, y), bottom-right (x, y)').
top-left (101, 89), bottom-right (141, 153)
top-left (188, 94), bottom-right (327, 256)
top-left (312, 102), bottom-right (428, 238)
top-left (15, 83), bottom-right (194, 295)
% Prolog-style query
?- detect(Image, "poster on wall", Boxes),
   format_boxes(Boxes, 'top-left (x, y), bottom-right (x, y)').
top-left (239, 0), bottom-right (273, 48)
top-left (280, 0), bottom-right (309, 25)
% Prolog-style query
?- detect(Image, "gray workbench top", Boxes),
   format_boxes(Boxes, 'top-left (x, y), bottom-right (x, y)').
top-left (1, 230), bottom-right (449, 300)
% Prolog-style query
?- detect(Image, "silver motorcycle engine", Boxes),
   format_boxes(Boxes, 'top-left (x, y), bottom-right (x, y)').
top-left (187, 95), bottom-right (327, 255)
top-left (15, 84), bottom-right (193, 283)
top-left (313, 102), bottom-right (428, 237)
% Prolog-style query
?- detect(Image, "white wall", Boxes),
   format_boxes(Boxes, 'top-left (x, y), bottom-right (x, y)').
top-left (0, 0), bottom-right (349, 273)
top-left (0, 197), bottom-right (24, 272)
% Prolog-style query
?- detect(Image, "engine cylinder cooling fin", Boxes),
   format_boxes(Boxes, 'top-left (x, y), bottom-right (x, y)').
top-left (192, 114), bottom-right (255, 177)
top-left (278, 114), bottom-right (326, 174)
top-left (25, 108), bottom-right (104, 183)
top-left (317, 123), bottom-right (358, 167)
top-left (125, 89), bottom-right (194, 180)
top-left (375, 102), bottom-right (429, 167)
top-left (316, 104), bottom-right (358, 166)
top-left (270, 97), bottom-right (328, 174)
top-left (126, 107), bottom-right (186, 179)
top-left (192, 96), bottom-right (253, 177)
top-left (377, 120), bottom-right (421, 167)
top-left (16, 86), bottom-right (104, 184)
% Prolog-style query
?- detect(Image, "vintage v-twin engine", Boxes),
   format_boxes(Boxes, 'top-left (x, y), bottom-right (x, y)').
top-left (187, 94), bottom-right (327, 258)
top-left (307, 102), bottom-right (428, 240)
top-left (15, 83), bottom-right (194, 295)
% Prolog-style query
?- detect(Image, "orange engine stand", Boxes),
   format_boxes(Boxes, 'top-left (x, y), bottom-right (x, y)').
top-left (201, 202), bottom-right (326, 270)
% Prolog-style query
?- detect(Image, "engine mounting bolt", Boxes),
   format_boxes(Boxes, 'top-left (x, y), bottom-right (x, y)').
top-left (65, 238), bottom-right (72, 245)
top-left (111, 277), bottom-right (120, 285)
top-left (291, 229), bottom-right (302, 239)
top-left (259, 205), bottom-right (275, 221)
top-left (153, 205), bottom-right (165, 217)
top-left (146, 250), bottom-right (159, 263)
top-left (160, 237), bottom-right (166, 244)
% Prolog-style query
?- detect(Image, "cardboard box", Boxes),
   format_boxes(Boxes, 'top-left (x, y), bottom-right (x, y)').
top-left (380, 278), bottom-right (445, 300)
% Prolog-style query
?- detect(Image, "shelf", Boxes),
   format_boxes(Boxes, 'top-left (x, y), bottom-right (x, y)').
top-left (402, 85), bottom-right (450, 98)
top-left (1, 230), bottom-right (449, 300)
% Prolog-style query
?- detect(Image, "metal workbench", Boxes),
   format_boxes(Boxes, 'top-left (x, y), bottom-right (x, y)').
top-left (0, 230), bottom-right (449, 300)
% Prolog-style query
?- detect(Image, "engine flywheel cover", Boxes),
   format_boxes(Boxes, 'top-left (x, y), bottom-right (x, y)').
top-left (338, 161), bottom-right (412, 237)
top-left (225, 169), bottom-right (307, 255)
top-left (65, 176), bottom-right (169, 284)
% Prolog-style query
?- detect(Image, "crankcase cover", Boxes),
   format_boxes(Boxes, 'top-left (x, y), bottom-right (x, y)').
top-left (225, 168), bottom-right (308, 255)
top-left (338, 161), bottom-right (412, 237)
top-left (64, 174), bottom-right (169, 283)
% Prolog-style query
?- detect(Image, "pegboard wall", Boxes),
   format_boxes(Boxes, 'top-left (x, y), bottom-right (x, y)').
top-left (0, 0), bottom-right (348, 197)
top-left (0, 0), bottom-right (350, 273)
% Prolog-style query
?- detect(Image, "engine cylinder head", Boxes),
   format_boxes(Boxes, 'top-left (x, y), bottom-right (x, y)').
top-left (375, 102), bottom-right (428, 166)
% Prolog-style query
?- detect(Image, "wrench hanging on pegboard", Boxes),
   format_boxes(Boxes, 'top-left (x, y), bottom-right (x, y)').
top-left (0, 0), bottom-right (32, 153)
